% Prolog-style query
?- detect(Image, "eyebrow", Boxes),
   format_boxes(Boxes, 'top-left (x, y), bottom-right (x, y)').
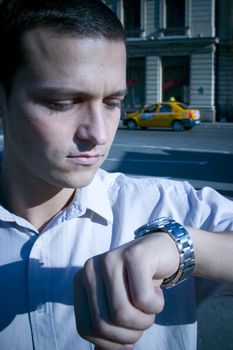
top-left (33, 87), bottom-right (128, 98)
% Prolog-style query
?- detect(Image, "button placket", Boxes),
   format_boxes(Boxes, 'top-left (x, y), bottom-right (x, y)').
top-left (28, 234), bottom-right (57, 349)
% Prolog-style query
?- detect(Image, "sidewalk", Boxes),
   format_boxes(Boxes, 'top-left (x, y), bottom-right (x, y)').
top-left (200, 121), bottom-right (233, 128)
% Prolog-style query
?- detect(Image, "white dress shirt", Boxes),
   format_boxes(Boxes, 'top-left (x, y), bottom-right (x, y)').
top-left (0, 169), bottom-right (233, 350)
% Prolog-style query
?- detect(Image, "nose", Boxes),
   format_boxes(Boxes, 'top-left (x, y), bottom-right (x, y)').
top-left (75, 103), bottom-right (108, 146)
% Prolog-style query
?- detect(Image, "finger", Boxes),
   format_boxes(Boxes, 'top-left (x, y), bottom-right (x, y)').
top-left (81, 257), bottom-right (143, 344)
top-left (73, 270), bottom-right (94, 336)
top-left (94, 342), bottom-right (134, 350)
top-left (102, 250), bottom-right (155, 330)
top-left (122, 242), bottom-right (165, 315)
top-left (73, 269), bottom-right (139, 348)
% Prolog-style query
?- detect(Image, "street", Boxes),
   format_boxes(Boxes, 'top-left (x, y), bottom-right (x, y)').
top-left (103, 123), bottom-right (233, 199)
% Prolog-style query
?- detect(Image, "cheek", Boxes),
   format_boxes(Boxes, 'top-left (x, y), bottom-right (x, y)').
top-left (15, 110), bottom-right (64, 149)
top-left (6, 117), bottom-right (58, 162)
top-left (107, 119), bottom-right (119, 142)
top-left (17, 119), bottom-right (50, 149)
top-left (14, 122), bottom-right (67, 166)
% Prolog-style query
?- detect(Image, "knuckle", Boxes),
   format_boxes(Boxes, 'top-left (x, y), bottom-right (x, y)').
top-left (135, 313), bottom-right (155, 329)
top-left (112, 306), bottom-right (155, 331)
top-left (128, 330), bottom-right (144, 344)
top-left (83, 258), bottom-right (95, 282)
top-left (134, 291), bottom-right (152, 309)
top-left (136, 289), bottom-right (164, 315)
top-left (113, 307), bottom-right (132, 326)
top-left (123, 244), bottom-right (141, 264)
top-left (102, 250), bottom-right (117, 267)
top-left (145, 313), bottom-right (156, 328)
top-left (155, 295), bottom-right (165, 314)
top-left (93, 319), bottom-right (108, 337)
top-left (84, 257), bottom-right (94, 273)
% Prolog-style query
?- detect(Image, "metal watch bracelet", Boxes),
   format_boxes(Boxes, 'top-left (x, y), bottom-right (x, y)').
top-left (134, 217), bottom-right (196, 288)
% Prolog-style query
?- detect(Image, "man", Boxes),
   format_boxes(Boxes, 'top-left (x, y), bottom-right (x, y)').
top-left (0, 0), bottom-right (232, 349)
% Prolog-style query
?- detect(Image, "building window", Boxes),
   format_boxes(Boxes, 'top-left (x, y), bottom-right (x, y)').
top-left (123, 0), bottom-right (142, 38)
top-left (166, 0), bottom-right (185, 31)
top-left (162, 56), bottom-right (190, 104)
top-left (125, 57), bottom-right (145, 109)
top-left (160, 0), bottom-right (189, 36)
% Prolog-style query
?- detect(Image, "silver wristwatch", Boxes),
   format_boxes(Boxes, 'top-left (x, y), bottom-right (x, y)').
top-left (134, 217), bottom-right (196, 288)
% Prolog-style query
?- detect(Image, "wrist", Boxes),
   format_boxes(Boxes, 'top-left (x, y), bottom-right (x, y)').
top-left (134, 217), bottom-right (196, 288)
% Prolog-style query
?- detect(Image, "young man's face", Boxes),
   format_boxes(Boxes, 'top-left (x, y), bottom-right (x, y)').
top-left (1, 29), bottom-right (127, 189)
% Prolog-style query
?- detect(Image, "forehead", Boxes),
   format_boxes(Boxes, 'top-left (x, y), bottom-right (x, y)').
top-left (19, 29), bottom-right (127, 86)
top-left (23, 28), bottom-right (126, 58)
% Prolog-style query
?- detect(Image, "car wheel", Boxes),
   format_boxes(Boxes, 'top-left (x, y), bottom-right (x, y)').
top-left (172, 120), bottom-right (184, 131)
top-left (126, 119), bottom-right (137, 130)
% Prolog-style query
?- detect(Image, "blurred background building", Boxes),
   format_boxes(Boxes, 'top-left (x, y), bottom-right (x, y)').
top-left (105, 0), bottom-right (233, 122)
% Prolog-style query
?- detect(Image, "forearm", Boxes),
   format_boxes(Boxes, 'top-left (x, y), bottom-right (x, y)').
top-left (187, 227), bottom-right (233, 283)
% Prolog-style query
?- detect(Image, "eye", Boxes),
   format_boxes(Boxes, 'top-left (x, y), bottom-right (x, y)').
top-left (45, 101), bottom-right (74, 112)
top-left (104, 99), bottom-right (122, 109)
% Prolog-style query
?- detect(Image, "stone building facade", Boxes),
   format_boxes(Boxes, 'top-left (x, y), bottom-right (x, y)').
top-left (105, 0), bottom-right (233, 122)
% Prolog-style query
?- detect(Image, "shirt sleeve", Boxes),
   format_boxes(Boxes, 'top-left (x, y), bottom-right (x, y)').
top-left (182, 181), bottom-right (233, 231)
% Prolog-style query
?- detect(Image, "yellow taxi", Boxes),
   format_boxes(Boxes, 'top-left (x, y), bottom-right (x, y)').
top-left (123, 102), bottom-right (201, 131)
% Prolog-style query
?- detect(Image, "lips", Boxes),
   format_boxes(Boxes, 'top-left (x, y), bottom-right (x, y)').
top-left (67, 154), bottom-right (102, 166)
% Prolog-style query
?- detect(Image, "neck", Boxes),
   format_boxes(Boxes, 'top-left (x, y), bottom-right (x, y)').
top-left (0, 160), bottom-right (75, 232)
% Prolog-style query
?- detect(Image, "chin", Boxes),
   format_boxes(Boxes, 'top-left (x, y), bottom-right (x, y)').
top-left (50, 169), bottom-right (97, 189)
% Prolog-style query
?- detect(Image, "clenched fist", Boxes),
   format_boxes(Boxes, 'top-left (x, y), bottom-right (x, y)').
top-left (73, 232), bottom-right (179, 349)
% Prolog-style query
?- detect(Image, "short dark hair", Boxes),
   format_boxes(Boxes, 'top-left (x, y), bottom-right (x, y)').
top-left (0, 0), bottom-right (125, 95)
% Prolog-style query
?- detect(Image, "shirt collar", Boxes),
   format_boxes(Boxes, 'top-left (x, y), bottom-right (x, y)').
top-left (62, 169), bottom-right (113, 224)
top-left (0, 169), bottom-right (113, 227)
